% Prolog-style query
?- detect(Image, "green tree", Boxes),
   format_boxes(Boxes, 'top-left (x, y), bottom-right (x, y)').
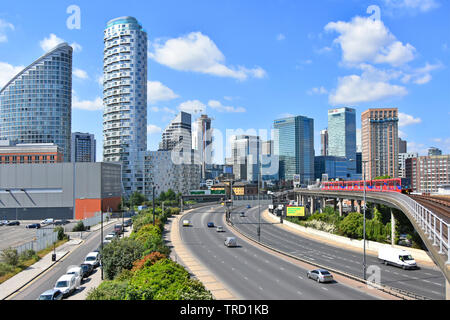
top-left (338, 212), bottom-right (364, 239)
top-left (101, 238), bottom-right (144, 280)
top-left (130, 192), bottom-right (146, 207)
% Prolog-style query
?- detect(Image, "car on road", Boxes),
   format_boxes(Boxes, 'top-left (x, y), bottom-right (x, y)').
top-left (183, 220), bottom-right (191, 227)
top-left (378, 247), bottom-right (417, 270)
top-left (6, 221), bottom-right (20, 226)
top-left (54, 274), bottom-right (77, 297)
top-left (40, 218), bottom-right (54, 225)
top-left (239, 212), bottom-right (245, 217)
top-left (26, 223), bottom-right (41, 229)
top-left (38, 289), bottom-right (63, 300)
top-left (54, 220), bottom-right (70, 226)
top-left (66, 266), bottom-right (83, 287)
top-left (79, 263), bottom-right (94, 278)
top-left (224, 237), bottom-right (237, 247)
top-left (84, 251), bottom-right (101, 268)
top-left (114, 223), bottom-right (123, 235)
top-left (104, 233), bottom-right (116, 243)
top-left (247, 205), bottom-right (251, 209)
top-left (123, 219), bottom-right (133, 227)
top-left (207, 222), bottom-right (215, 228)
top-left (216, 226), bottom-right (224, 232)
top-left (307, 269), bottom-right (334, 283)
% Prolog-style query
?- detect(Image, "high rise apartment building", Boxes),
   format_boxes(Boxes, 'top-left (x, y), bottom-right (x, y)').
top-left (230, 135), bottom-right (261, 182)
top-left (361, 108), bottom-right (399, 180)
top-left (320, 129), bottom-right (328, 156)
top-left (71, 132), bottom-right (96, 163)
top-left (398, 152), bottom-right (418, 178)
top-left (399, 138), bottom-right (407, 154)
top-left (102, 16), bottom-right (148, 195)
top-left (160, 111), bottom-right (192, 153)
top-left (406, 155), bottom-right (450, 193)
top-left (0, 43), bottom-right (72, 161)
top-left (192, 114), bottom-right (212, 179)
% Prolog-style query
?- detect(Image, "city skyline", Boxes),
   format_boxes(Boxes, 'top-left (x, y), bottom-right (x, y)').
top-left (0, 1), bottom-right (449, 163)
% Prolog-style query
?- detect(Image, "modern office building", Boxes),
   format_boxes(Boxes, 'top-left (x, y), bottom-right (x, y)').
top-left (0, 162), bottom-right (122, 220)
top-left (399, 138), bottom-right (407, 154)
top-left (0, 43), bottom-right (72, 162)
top-left (328, 107), bottom-right (356, 159)
top-left (356, 152), bottom-right (362, 175)
top-left (103, 16), bottom-right (148, 196)
top-left (142, 151), bottom-right (201, 199)
top-left (406, 155), bottom-right (450, 193)
top-left (320, 129), bottom-right (328, 156)
top-left (192, 114), bottom-right (213, 179)
top-left (361, 108), bottom-right (399, 180)
top-left (398, 152), bottom-right (418, 178)
top-left (230, 135), bottom-right (261, 182)
top-left (71, 132), bottom-right (96, 163)
top-left (274, 115), bottom-right (314, 184)
top-left (0, 140), bottom-right (63, 164)
top-left (314, 156), bottom-right (349, 181)
top-left (428, 147), bottom-right (442, 156)
top-left (160, 111), bottom-right (192, 153)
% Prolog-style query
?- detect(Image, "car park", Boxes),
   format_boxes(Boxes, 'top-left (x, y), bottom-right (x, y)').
top-left (38, 289), bottom-right (63, 300)
top-left (54, 274), bottom-right (77, 297)
top-left (26, 223), bottom-right (41, 229)
top-left (84, 251), bottom-right (101, 268)
top-left (216, 226), bottom-right (224, 232)
top-left (66, 266), bottom-right (83, 287)
top-left (224, 237), bottom-right (237, 247)
top-left (207, 222), bottom-right (215, 228)
top-left (79, 263), bottom-right (94, 278)
top-left (6, 221), bottom-right (20, 226)
top-left (307, 269), bottom-right (334, 283)
top-left (183, 220), bottom-right (191, 227)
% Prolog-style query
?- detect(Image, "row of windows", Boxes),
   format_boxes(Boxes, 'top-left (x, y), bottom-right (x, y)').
top-left (0, 155), bottom-right (57, 164)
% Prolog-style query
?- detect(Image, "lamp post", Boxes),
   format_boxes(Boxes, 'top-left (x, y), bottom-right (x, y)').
top-left (152, 186), bottom-right (156, 226)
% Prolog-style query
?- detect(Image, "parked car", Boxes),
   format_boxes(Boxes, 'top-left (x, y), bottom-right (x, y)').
top-left (84, 251), bottom-right (101, 268)
top-left (66, 266), bottom-right (83, 287)
top-left (6, 221), bottom-right (20, 226)
top-left (123, 219), bottom-right (133, 227)
top-left (26, 223), bottom-right (41, 229)
top-left (79, 263), bottom-right (94, 278)
top-left (54, 274), bottom-right (77, 297)
top-left (224, 237), bottom-right (237, 247)
top-left (104, 233), bottom-right (115, 242)
top-left (1, 220), bottom-right (9, 226)
top-left (183, 220), bottom-right (191, 227)
top-left (216, 226), bottom-right (224, 232)
top-left (54, 220), bottom-right (70, 226)
top-left (307, 269), bottom-right (334, 283)
top-left (40, 218), bottom-right (54, 225)
top-left (240, 212), bottom-right (245, 217)
top-left (207, 222), bottom-right (215, 228)
top-left (113, 223), bottom-right (123, 235)
top-left (378, 247), bottom-right (417, 270)
top-left (38, 289), bottom-right (63, 300)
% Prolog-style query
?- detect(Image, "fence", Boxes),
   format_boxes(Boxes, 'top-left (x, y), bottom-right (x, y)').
top-left (80, 212), bottom-right (109, 228)
top-left (12, 230), bottom-right (58, 256)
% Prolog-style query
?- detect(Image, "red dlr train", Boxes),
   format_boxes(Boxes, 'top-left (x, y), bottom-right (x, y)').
top-left (321, 178), bottom-right (412, 194)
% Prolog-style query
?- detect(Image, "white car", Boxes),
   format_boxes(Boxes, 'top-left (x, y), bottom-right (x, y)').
top-left (84, 251), bottom-right (100, 268)
top-left (216, 226), bottom-right (224, 232)
top-left (40, 218), bottom-right (54, 225)
top-left (54, 274), bottom-right (77, 297)
top-left (66, 266), bottom-right (83, 287)
top-left (104, 234), bottom-right (115, 242)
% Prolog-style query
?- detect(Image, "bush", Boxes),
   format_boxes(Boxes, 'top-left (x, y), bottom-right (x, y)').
top-left (0, 262), bottom-right (16, 277)
top-left (101, 238), bottom-right (144, 280)
top-left (338, 212), bottom-right (364, 239)
top-left (19, 249), bottom-right (38, 262)
top-left (86, 280), bottom-right (129, 300)
top-left (1, 248), bottom-right (19, 266)
top-left (132, 252), bottom-right (166, 272)
top-left (54, 226), bottom-right (68, 241)
top-left (72, 221), bottom-right (86, 232)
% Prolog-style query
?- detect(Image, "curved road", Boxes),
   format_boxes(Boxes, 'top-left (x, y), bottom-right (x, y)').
top-left (180, 205), bottom-right (379, 300)
top-left (231, 205), bottom-right (446, 300)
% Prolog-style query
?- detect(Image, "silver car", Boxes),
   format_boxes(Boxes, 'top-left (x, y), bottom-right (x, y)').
top-left (307, 269), bottom-right (334, 283)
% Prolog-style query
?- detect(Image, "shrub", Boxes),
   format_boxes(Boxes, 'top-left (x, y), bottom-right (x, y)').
top-left (0, 262), bottom-right (16, 277)
top-left (131, 252), bottom-right (166, 272)
top-left (101, 238), bottom-right (144, 280)
top-left (19, 249), bottom-right (38, 262)
top-left (1, 248), bottom-right (19, 266)
top-left (86, 280), bottom-right (129, 300)
top-left (72, 221), bottom-right (86, 232)
top-left (54, 226), bottom-right (68, 241)
top-left (338, 212), bottom-right (364, 239)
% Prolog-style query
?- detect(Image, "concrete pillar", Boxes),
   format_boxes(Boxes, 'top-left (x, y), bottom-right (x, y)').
top-left (310, 196), bottom-right (315, 214)
top-left (356, 200), bottom-right (361, 213)
top-left (391, 209), bottom-right (396, 246)
top-left (351, 200), bottom-right (355, 213)
top-left (333, 199), bottom-right (337, 212)
top-left (338, 199), bottom-right (343, 217)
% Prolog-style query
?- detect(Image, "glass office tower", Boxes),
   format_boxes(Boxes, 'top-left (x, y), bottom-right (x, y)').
top-left (0, 43), bottom-right (72, 161)
top-left (274, 115), bottom-right (314, 184)
top-left (103, 16), bottom-right (148, 195)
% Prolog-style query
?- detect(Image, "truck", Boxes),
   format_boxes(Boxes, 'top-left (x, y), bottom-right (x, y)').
top-left (378, 247), bottom-right (418, 270)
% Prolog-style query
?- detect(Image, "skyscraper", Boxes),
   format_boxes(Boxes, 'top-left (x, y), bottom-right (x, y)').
top-left (361, 108), bottom-right (399, 180)
top-left (320, 129), bottom-right (328, 156)
top-left (71, 132), bottom-right (96, 163)
top-left (103, 16), bottom-right (148, 195)
top-left (0, 43), bottom-right (72, 161)
top-left (192, 114), bottom-right (213, 179)
top-left (328, 107), bottom-right (356, 159)
top-left (160, 111), bottom-right (192, 153)
top-left (230, 135), bottom-right (261, 182)
top-left (399, 138), bottom-right (407, 154)
top-left (274, 115), bottom-right (314, 184)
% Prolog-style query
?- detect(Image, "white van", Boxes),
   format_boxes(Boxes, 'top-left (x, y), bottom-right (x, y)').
top-left (66, 266), bottom-right (83, 287)
top-left (40, 218), bottom-right (54, 225)
top-left (54, 274), bottom-right (77, 297)
top-left (378, 247), bottom-right (417, 270)
top-left (84, 251), bottom-right (100, 268)
top-left (224, 237), bottom-right (237, 247)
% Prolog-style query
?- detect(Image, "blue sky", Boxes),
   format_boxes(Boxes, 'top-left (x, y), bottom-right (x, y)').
top-left (0, 0), bottom-right (449, 162)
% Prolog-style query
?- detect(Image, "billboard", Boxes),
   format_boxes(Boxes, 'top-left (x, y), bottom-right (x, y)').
top-left (286, 206), bottom-right (305, 217)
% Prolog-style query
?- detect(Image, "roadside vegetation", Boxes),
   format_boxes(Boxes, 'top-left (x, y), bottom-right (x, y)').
top-left (286, 205), bottom-right (425, 249)
top-left (86, 195), bottom-right (214, 300)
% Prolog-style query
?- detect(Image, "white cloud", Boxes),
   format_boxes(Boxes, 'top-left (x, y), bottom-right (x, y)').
top-left (308, 86), bottom-right (328, 95)
top-left (0, 19), bottom-right (14, 43)
top-left (383, 0), bottom-right (440, 12)
top-left (399, 112), bottom-right (422, 127)
top-left (407, 141), bottom-right (428, 155)
top-left (401, 62), bottom-right (443, 85)
top-left (39, 33), bottom-right (82, 53)
top-left (207, 100), bottom-right (246, 113)
top-left (178, 100), bottom-right (206, 114)
top-left (276, 34), bottom-right (286, 41)
top-left (147, 124), bottom-right (162, 134)
top-left (72, 96), bottom-right (103, 111)
top-left (325, 16), bottom-right (415, 67)
top-left (150, 106), bottom-right (177, 114)
top-left (73, 68), bottom-right (89, 79)
top-left (149, 32), bottom-right (267, 80)
top-left (0, 62), bottom-right (24, 89)
top-left (147, 81), bottom-right (179, 104)
top-left (70, 42), bottom-right (82, 52)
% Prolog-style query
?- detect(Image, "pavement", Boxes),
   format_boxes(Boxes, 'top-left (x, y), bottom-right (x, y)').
top-left (0, 217), bottom-right (118, 300)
